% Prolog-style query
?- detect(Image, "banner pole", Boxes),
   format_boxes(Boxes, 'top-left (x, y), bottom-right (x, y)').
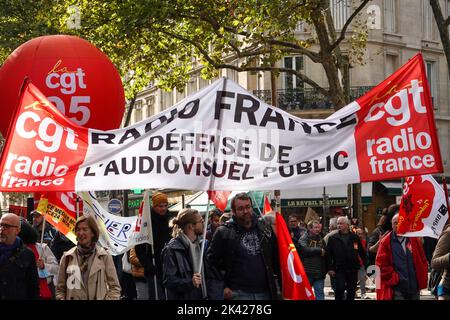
top-left (198, 77), bottom-right (228, 299)
top-left (145, 190), bottom-right (159, 300)
top-left (198, 197), bottom-right (211, 298)
top-left (40, 212), bottom-right (46, 246)
top-left (442, 175), bottom-right (450, 226)
top-left (76, 195), bottom-right (80, 220)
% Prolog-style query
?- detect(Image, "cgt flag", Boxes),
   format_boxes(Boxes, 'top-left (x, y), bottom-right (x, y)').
top-left (264, 195), bottom-right (314, 300)
top-left (276, 212), bottom-right (315, 300)
top-left (36, 191), bottom-right (80, 244)
top-left (398, 175), bottom-right (449, 238)
top-left (207, 190), bottom-right (231, 211)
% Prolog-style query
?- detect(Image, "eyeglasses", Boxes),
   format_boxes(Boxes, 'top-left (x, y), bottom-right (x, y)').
top-left (236, 204), bottom-right (252, 212)
top-left (0, 223), bottom-right (19, 229)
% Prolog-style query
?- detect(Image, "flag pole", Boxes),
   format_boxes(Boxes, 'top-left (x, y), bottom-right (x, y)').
top-left (76, 195), bottom-right (80, 220)
top-left (40, 212), bottom-right (46, 245)
top-left (144, 190), bottom-right (159, 300)
top-left (198, 196), bottom-right (211, 298)
top-left (197, 77), bottom-right (228, 299)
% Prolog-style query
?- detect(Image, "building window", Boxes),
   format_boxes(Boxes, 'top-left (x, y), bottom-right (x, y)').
top-left (385, 54), bottom-right (398, 77)
top-left (176, 88), bottom-right (185, 103)
top-left (425, 60), bottom-right (437, 107)
top-left (423, 0), bottom-right (437, 40)
top-left (330, 0), bottom-right (349, 30)
top-left (134, 100), bottom-right (143, 122)
top-left (146, 96), bottom-right (155, 117)
top-left (226, 62), bottom-right (239, 82)
top-left (295, 21), bottom-right (307, 32)
top-left (161, 90), bottom-right (173, 110)
top-left (283, 56), bottom-right (304, 89)
top-left (199, 76), bottom-right (209, 89)
top-left (187, 76), bottom-right (198, 95)
top-left (384, 0), bottom-right (396, 32)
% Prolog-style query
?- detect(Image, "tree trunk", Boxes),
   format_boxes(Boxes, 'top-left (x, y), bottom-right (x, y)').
top-left (311, 2), bottom-right (347, 109)
top-left (430, 0), bottom-right (450, 81)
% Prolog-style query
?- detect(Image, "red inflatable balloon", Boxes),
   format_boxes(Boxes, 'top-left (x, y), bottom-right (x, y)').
top-left (0, 35), bottom-right (125, 136)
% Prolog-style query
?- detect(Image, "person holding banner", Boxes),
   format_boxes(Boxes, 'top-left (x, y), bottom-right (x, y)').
top-left (431, 225), bottom-right (450, 300)
top-left (135, 191), bottom-right (172, 300)
top-left (376, 214), bottom-right (428, 300)
top-left (0, 213), bottom-right (39, 300)
top-left (161, 208), bottom-right (206, 300)
top-left (55, 215), bottom-right (121, 300)
top-left (31, 210), bottom-right (57, 245)
top-left (207, 193), bottom-right (280, 300)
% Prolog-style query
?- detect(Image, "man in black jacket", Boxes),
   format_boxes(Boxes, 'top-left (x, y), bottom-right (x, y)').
top-left (135, 192), bottom-right (171, 300)
top-left (297, 220), bottom-right (327, 300)
top-left (161, 208), bottom-right (205, 300)
top-left (326, 216), bottom-right (366, 300)
top-left (0, 213), bottom-right (39, 300)
top-left (207, 193), bottom-right (280, 300)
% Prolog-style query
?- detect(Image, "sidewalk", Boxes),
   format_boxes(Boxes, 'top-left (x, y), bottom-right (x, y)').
top-left (322, 275), bottom-right (435, 300)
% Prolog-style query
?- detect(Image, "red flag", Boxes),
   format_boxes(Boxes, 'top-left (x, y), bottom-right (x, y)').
top-left (35, 191), bottom-right (79, 243)
top-left (207, 190), bottom-right (231, 211)
top-left (398, 174), bottom-right (449, 238)
top-left (0, 81), bottom-right (88, 192)
top-left (276, 212), bottom-right (315, 300)
top-left (263, 196), bottom-right (272, 215)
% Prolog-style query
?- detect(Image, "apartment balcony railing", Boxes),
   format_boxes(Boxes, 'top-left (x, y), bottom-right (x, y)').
top-left (253, 86), bottom-right (374, 111)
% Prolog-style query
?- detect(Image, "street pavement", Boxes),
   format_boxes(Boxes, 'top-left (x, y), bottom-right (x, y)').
top-left (322, 274), bottom-right (435, 300)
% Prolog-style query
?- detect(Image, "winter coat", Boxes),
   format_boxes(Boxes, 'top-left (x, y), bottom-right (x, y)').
top-left (135, 209), bottom-right (171, 278)
top-left (376, 232), bottom-right (428, 300)
top-left (207, 217), bottom-right (280, 299)
top-left (161, 237), bottom-right (203, 300)
top-left (326, 231), bottom-right (366, 272)
top-left (0, 239), bottom-right (39, 300)
top-left (129, 247), bottom-right (145, 279)
top-left (56, 245), bottom-right (121, 300)
top-left (431, 226), bottom-right (450, 292)
top-left (297, 232), bottom-right (327, 280)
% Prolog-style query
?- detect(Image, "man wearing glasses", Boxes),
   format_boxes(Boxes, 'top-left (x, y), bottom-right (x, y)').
top-left (207, 193), bottom-right (280, 300)
top-left (0, 213), bottom-right (39, 299)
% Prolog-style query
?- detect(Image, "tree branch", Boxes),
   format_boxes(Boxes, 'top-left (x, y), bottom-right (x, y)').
top-left (215, 63), bottom-right (328, 95)
top-left (329, 0), bottom-right (370, 52)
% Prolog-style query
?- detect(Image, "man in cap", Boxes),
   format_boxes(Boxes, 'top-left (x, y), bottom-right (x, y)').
top-left (135, 192), bottom-right (172, 300)
top-left (32, 210), bottom-right (56, 244)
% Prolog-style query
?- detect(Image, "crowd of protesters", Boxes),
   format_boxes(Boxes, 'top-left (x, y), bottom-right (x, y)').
top-left (1, 192), bottom-right (449, 300)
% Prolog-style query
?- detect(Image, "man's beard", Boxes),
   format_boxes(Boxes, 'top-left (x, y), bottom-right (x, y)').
top-left (236, 215), bottom-right (253, 229)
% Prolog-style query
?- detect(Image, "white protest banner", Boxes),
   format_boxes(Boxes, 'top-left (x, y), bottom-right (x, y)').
top-left (0, 53), bottom-right (443, 192)
top-left (80, 191), bottom-right (152, 255)
top-left (398, 175), bottom-right (449, 238)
